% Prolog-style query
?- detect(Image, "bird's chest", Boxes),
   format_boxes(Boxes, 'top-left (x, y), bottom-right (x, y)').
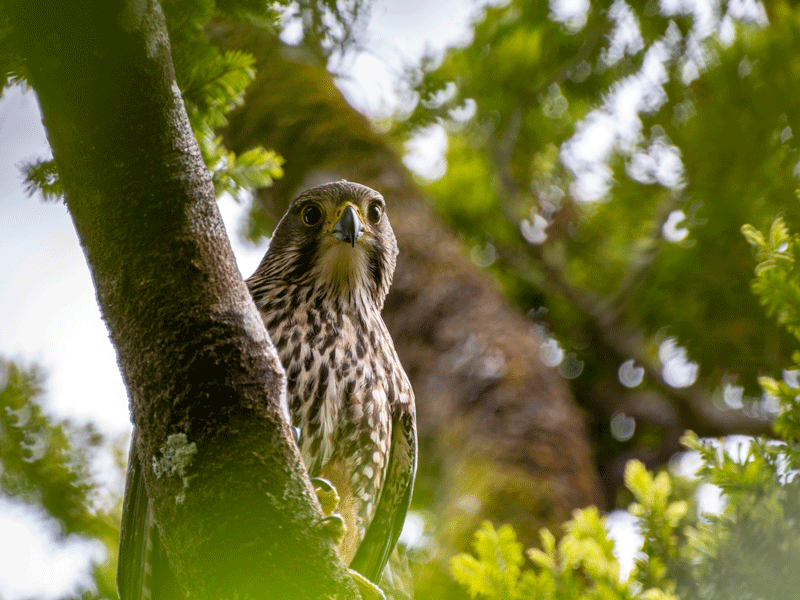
top-left (270, 305), bottom-right (391, 479)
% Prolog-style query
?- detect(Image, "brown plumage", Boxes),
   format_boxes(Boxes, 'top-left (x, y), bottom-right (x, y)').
top-left (117, 181), bottom-right (416, 600)
top-left (246, 180), bottom-right (417, 581)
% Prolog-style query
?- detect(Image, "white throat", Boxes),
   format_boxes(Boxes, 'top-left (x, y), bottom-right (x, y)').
top-left (313, 241), bottom-right (374, 310)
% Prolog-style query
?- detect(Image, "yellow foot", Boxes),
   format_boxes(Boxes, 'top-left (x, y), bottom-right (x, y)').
top-left (311, 477), bottom-right (340, 515)
top-left (349, 569), bottom-right (386, 600)
top-left (319, 513), bottom-right (347, 543)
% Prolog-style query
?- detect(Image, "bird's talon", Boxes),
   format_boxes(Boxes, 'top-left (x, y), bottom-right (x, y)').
top-left (319, 513), bottom-right (347, 542)
top-left (310, 476), bottom-right (335, 494)
top-left (311, 477), bottom-right (340, 514)
top-left (349, 569), bottom-right (386, 600)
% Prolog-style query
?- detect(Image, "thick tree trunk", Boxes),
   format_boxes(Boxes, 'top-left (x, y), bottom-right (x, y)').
top-left (209, 20), bottom-right (604, 588)
top-left (6, 1), bottom-right (358, 598)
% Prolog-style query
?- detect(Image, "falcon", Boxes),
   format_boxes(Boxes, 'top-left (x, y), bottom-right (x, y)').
top-left (117, 181), bottom-right (417, 598)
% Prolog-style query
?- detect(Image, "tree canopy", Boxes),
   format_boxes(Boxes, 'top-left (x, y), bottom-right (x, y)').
top-left (401, 0), bottom-right (794, 495)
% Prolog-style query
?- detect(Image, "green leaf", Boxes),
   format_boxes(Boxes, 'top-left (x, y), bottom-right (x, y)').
top-left (624, 460), bottom-right (652, 503)
top-left (741, 223), bottom-right (767, 250)
top-left (664, 501), bottom-right (688, 528)
top-left (758, 375), bottom-right (781, 397)
top-left (451, 554), bottom-right (491, 599)
top-left (769, 217), bottom-right (790, 250)
top-left (21, 159), bottom-right (62, 201)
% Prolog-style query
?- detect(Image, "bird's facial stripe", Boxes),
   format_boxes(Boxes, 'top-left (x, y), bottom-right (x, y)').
top-left (369, 246), bottom-right (385, 293)
top-left (286, 236), bottom-right (320, 280)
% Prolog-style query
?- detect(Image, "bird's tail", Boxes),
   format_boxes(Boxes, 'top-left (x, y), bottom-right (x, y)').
top-left (379, 545), bottom-right (415, 600)
top-left (117, 432), bottom-right (180, 600)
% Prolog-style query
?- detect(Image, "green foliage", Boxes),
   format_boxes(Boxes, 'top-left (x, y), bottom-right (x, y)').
top-left (450, 522), bottom-right (526, 599)
top-left (680, 431), bottom-right (800, 600)
top-left (742, 212), bottom-right (800, 443)
top-left (415, 0), bottom-right (795, 382)
top-left (451, 503), bottom-right (679, 600)
top-left (0, 359), bottom-right (123, 598)
top-left (163, 1), bottom-right (284, 200)
top-left (402, 0), bottom-right (800, 488)
top-left (624, 460), bottom-right (687, 595)
top-left (1, 0), bottom-right (286, 203)
top-left (452, 444), bottom-right (800, 600)
top-left (742, 214), bottom-right (800, 344)
top-left (20, 158), bottom-right (63, 200)
top-left (451, 211), bottom-right (800, 600)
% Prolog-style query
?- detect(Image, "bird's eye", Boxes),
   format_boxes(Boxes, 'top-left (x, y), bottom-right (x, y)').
top-left (302, 204), bottom-right (323, 226)
top-left (367, 202), bottom-right (383, 225)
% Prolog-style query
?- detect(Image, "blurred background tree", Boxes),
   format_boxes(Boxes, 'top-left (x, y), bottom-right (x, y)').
top-left (448, 212), bottom-right (800, 600)
top-left (2, 0), bottom-right (800, 598)
top-left (0, 360), bottom-right (122, 598)
top-left (400, 0), bottom-right (792, 497)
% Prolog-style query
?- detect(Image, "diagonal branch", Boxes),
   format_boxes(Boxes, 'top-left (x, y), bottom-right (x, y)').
top-left (501, 241), bottom-right (773, 439)
top-left (482, 67), bottom-right (772, 444)
top-left (5, 1), bottom-right (358, 597)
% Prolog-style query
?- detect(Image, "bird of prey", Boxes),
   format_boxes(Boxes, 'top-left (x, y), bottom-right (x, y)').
top-left (117, 181), bottom-right (417, 598)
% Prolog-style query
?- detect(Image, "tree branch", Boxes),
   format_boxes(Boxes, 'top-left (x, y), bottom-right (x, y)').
top-left (483, 98), bottom-right (771, 443)
top-left (5, 1), bottom-right (357, 597)
top-left (500, 242), bottom-right (774, 440)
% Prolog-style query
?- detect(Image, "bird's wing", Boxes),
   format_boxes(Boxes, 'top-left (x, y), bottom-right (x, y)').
top-left (117, 431), bottom-right (179, 600)
top-left (349, 402), bottom-right (417, 583)
top-left (117, 432), bottom-right (154, 600)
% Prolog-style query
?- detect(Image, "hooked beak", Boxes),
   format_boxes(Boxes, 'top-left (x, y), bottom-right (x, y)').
top-left (332, 205), bottom-right (364, 247)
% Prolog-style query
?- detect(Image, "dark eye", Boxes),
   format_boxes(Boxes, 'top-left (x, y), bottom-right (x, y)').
top-left (302, 204), bottom-right (323, 226)
top-left (367, 202), bottom-right (383, 225)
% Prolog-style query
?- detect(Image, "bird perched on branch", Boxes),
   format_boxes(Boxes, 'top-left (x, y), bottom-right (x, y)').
top-left (117, 181), bottom-right (416, 598)
top-left (246, 181), bottom-right (417, 583)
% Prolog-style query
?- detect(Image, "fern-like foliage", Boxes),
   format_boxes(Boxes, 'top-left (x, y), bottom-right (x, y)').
top-left (451, 209), bottom-right (800, 600)
top-left (452, 500), bottom-right (679, 600)
top-left (741, 213), bottom-right (800, 342)
top-left (742, 206), bottom-right (800, 442)
top-left (165, 1), bottom-right (285, 201)
top-left (0, 360), bottom-right (123, 598)
top-left (3, 0), bottom-right (287, 203)
top-left (21, 158), bottom-right (62, 200)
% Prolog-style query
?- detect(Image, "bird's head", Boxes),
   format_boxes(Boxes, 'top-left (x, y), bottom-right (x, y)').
top-left (250, 181), bottom-right (398, 310)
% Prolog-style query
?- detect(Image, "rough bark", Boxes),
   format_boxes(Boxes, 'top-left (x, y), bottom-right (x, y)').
top-left (6, 1), bottom-right (358, 598)
top-left (208, 19), bottom-right (605, 584)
